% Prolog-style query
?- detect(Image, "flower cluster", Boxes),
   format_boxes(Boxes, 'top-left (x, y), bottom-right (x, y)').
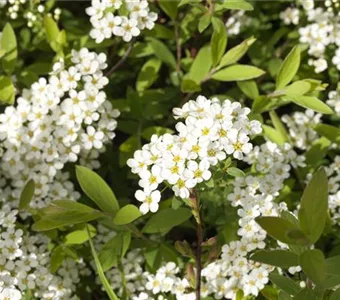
top-left (225, 11), bottom-right (250, 36)
top-left (127, 96), bottom-right (262, 214)
top-left (282, 0), bottom-right (340, 73)
top-left (327, 89), bottom-right (340, 116)
top-left (0, 0), bottom-right (61, 28)
top-left (0, 201), bottom-right (88, 299)
top-left (0, 48), bottom-right (119, 209)
top-left (86, 0), bottom-right (157, 43)
top-left (281, 109), bottom-right (321, 150)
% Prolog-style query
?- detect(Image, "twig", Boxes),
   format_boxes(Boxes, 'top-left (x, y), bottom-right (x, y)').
top-left (190, 191), bottom-right (202, 300)
top-left (105, 40), bottom-right (135, 77)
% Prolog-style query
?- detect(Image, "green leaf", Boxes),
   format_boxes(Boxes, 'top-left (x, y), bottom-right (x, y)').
top-left (198, 14), bottom-right (212, 33)
top-left (148, 38), bottom-right (177, 69)
top-left (276, 46), bottom-right (301, 89)
top-left (262, 125), bottom-right (286, 146)
top-left (19, 179), bottom-right (35, 210)
top-left (256, 216), bottom-right (310, 245)
top-left (98, 232), bottom-right (131, 271)
top-left (226, 167), bottom-right (245, 177)
top-left (212, 64), bottom-right (265, 82)
top-left (320, 255), bottom-right (340, 289)
top-left (87, 226), bottom-right (119, 300)
top-left (113, 204), bottom-right (142, 225)
top-left (136, 58), bottom-right (162, 92)
top-left (181, 79), bottom-right (202, 93)
top-left (290, 95), bottom-right (333, 114)
top-left (211, 17), bottom-right (227, 67)
top-left (305, 137), bottom-right (331, 166)
top-left (158, 1), bottom-right (178, 20)
top-left (293, 288), bottom-right (318, 300)
top-left (330, 288), bottom-right (340, 300)
top-left (284, 81), bottom-right (311, 97)
top-left (44, 15), bottom-right (60, 44)
top-left (143, 208), bottom-right (192, 233)
top-left (50, 245), bottom-right (65, 273)
top-left (0, 76), bottom-right (15, 105)
top-left (314, 124), bottom-right (340, 144)
top-left (219, 0), bottom-right (253, 11)
top-left (251, 250), bottom-right (299, 267)
top-left (1, 23), bottom-right (17, 74)
top-left (76, 165), bottom-right (119, 215)
top-left (279, 291), bottom-right (293, 300)
top-left (237, 80), bottom-right (259, 100)
top-left (299, 249), bottom-right (326, 285)
top-left (298, 167), bottom-right (328, 243)
top-left (187, 45), bottom-right (212, 83)
top-left (64, 224), bottom-right (96, 245)
top-left (269, 111), bottom-right (289, 143)
top-left (269, 274), bottom-right (301, 296)
top-left (219, 37), bottom-right (256, 68)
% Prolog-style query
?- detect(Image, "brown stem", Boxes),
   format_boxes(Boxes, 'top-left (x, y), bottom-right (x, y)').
top-left (105, 40), bottom-right (135, 77)
top-left (190, 191), bottom-right (202, 300)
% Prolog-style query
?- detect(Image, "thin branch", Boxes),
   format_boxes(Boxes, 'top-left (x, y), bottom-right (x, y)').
top-left (175, 22), bottom-right (182, 75)
top-left (190, 191), bottom-right (202, 300)
top-left (105, 40), bottom-right (135, 77)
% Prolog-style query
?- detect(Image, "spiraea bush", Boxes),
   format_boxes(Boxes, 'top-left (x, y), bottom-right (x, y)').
top-left (2, 0), bottom-right (340, 299)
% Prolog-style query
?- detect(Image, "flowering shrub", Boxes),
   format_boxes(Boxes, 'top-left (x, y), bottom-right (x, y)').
top-left (2, 0), bottom-right (340, 300)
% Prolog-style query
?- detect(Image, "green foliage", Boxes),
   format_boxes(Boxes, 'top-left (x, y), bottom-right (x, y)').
top-left (76, 165), bottom-right (119, 215)
top-left (1, 23), bottom-right (17, 74)
top-left (19, 179), bottom-right (35, 210)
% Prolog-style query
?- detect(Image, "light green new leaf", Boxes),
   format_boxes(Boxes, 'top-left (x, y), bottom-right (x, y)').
top-left (44, 15), bottom-right (60, 44)
top-left (181, 78), bottom-right (201, 93)
top-left (290, 96), bottom-right (333, 114)
top-left (64, 224), bottom-right (96, 245)
top-left (226, 167), bottom-right (245, 177)
top-left (269, 111), bottom-right (289, 143)
top-left (298, 167), bottom-right (328, 243)
top-left (276, 46), bottom-right (300, 89)
top-left (143, 208), bottom-right (192, 233)
top-left (87, 226), bottom-right (119, 300)
top-left (211, 17), bottom-right (227, 67)
top-left (269, 274), bottom-right (301, 296)
top-left (212, 64), bottom-right (265, 82)
top-left (251, 250), bottom-right (299, 268)
top-left (262, 125), bottom-right (286, 146)
top-left (284, 81), bottom-right (311, 97)
top-left (256, 216), bottom-right (310, 245)
top-left (314, 124), bottom-right (340, 144)
top-left (300, 249), bottom-right (327, 285)
top-left (219, 0), bottom-right (253, 11)
top-left (219, 36), bottom-right (256, 68)
top-left (237, 80), bottom-right (259, 100)
top-left (0, 76), bottom-right (15, 105)
top-left (76, 165), bottom-right (119, 215)
top-left (188, 45), bottom-right (212, 83)
top-left (19, 179), bottom-right (35, 210)
top-left (1, 23), bottom-right (17, 74)
top-left (305, 137), bottom-right (331, 166)
top-left (136, 58), bottom-right (162, 92)
top-left (113, 204), bottom-right (142, 225)
top-left (148, 38), bottom-right (176, 69)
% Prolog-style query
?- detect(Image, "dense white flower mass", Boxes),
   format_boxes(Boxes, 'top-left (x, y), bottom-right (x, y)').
top-left (128, 96), bottom-right (262, 214)
top-left (281, 109), bottom-right (321, 150)
top-left (0, 48), bottom-right (120, 209)
top-left (86, 0), bottom-right (158, 43)
top-left (281, 0), bottom-right (340, 73)
top-left (0, 201), bottom-right (87, 299)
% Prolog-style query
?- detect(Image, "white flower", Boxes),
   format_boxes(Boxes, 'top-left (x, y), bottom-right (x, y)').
top-left (135, 190), bottom-right (161, 214)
